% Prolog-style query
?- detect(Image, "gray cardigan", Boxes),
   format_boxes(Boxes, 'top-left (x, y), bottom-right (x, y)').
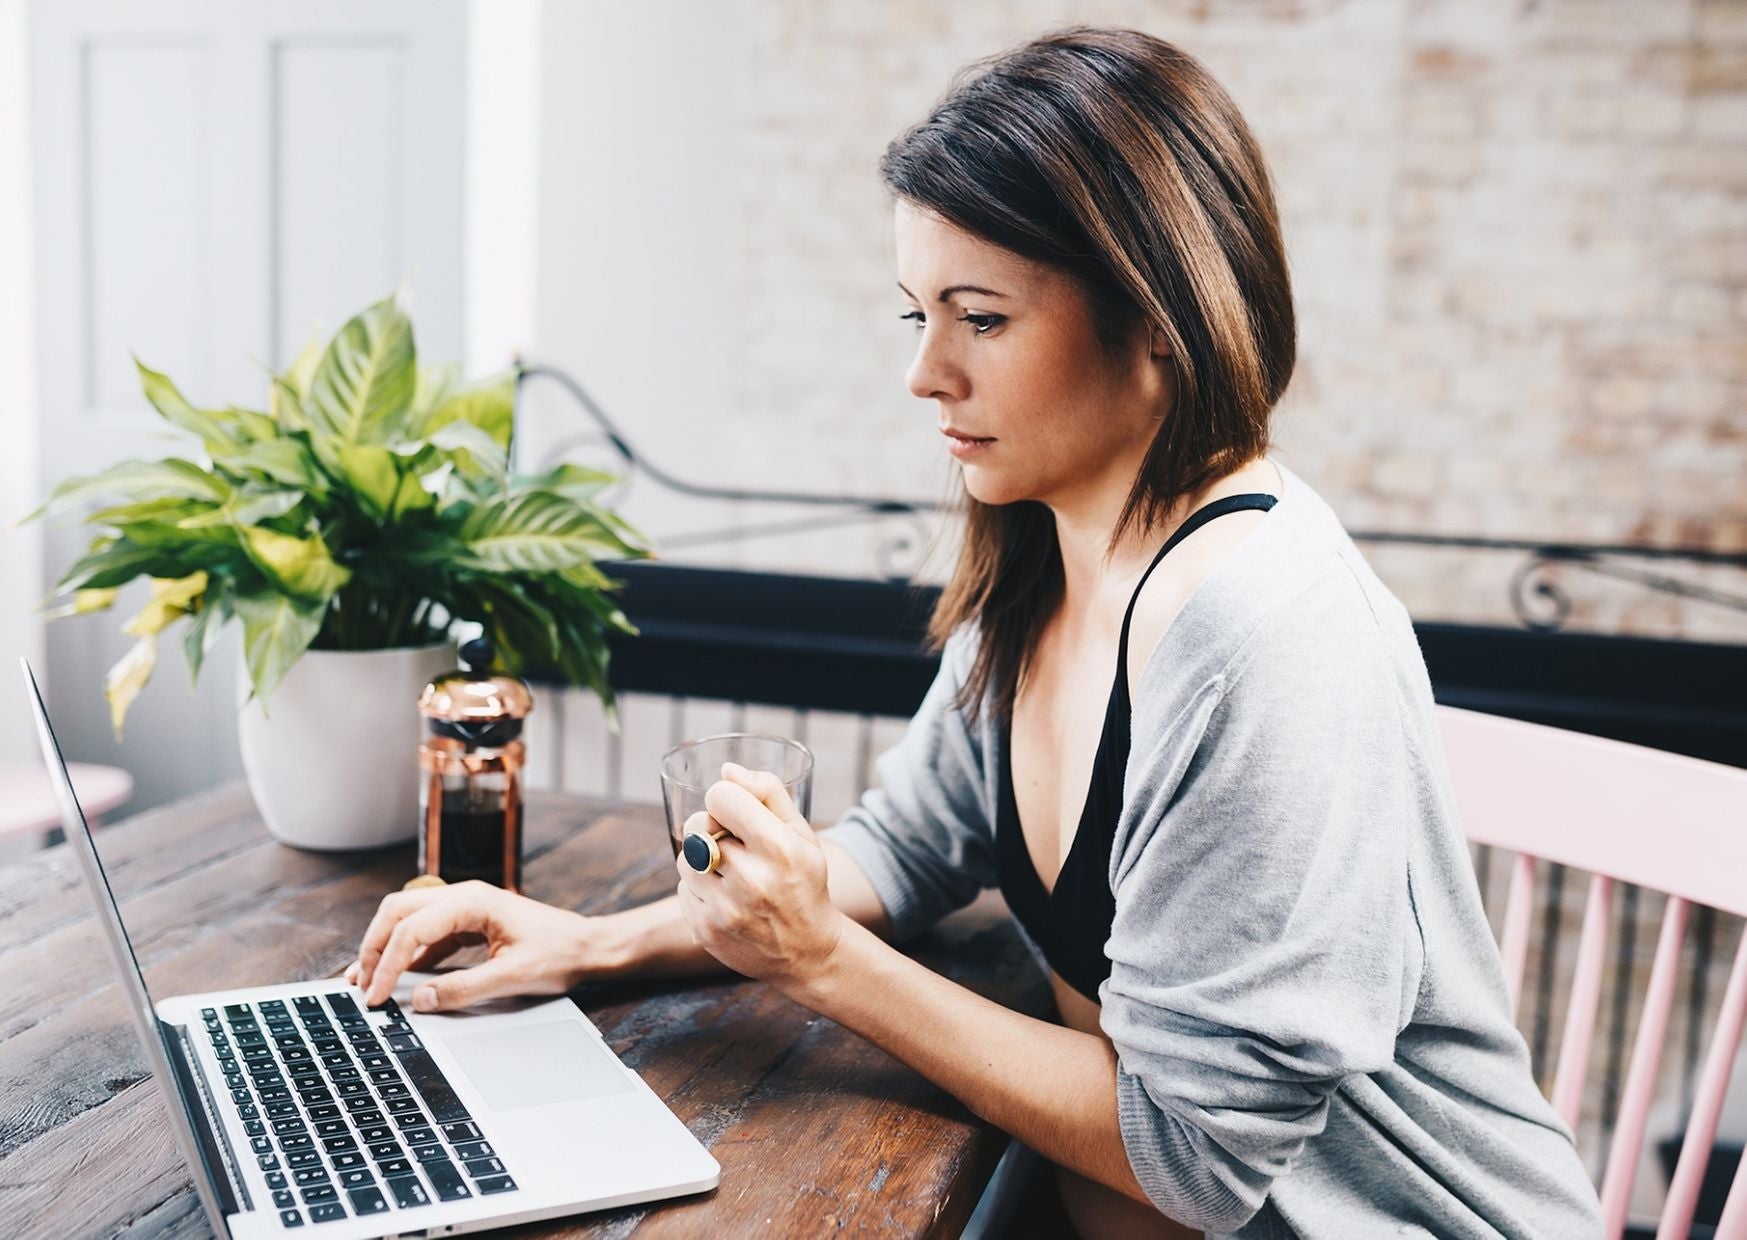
top-left (820, 463), bottom-right (1602, 1238)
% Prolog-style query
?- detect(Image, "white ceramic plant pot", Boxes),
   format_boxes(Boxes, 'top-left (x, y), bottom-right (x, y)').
top-left (238, 642), bottom-right (453, 851)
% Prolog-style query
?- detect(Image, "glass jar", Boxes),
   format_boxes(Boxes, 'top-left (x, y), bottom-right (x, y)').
top-left (416, 637), bottom-right (533, 891)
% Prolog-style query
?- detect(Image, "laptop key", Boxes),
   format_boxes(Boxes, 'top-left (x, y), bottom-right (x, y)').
top-left (279, 1208), bottom-right (304, 1227)
top-left (322, 1135), bottom-right (359, 1155)
top-left (250, 1137), bottom-right (272, 1156)
top-left (330, 1151), bottom-right (366, 1171)
top-left (358, 1124), bottom-right (392, 1144)
top-left (378, 1082), bottom-right (409, 1099)
top-left (307, 1104), bottom-right (340, 1122)
top-left (392, 1111), bottom-right (428, 1130)
top-left (343, 1096), bottom-right (378, 1114)
top-left (230, 1088), bottom-right (252, 1104)
top-left (258, 1153), bottom-right (280, 1172)
top-left (452, 1140), bottom-right (494, 1161)
top-left (369, 1141), bottom-right (403, 1161)
top-left (386, 1098), bottom-right (420, 1115)
top-left (378, 1157), bottom-right (413, 1177)
top-left (464, 1157), bottom-right (505, 1178)
top-left (315, 1120), bottom-right (348, 1138)
top-left (412, 1144), bottom-right (446, 1164)
top-left (273, 1189), bottom-right (295, 1209)
top-left (348, 1186), bottom-right (389, 1216)
top-left (265, 1171), bottom-right (288, 1190)
top-left (280, 1135), bottom-right (313, 1153)
top-left (300, 1184), bottom-right (338, 1205)
top-left (260, 1087), bottom-right (291, 1104)
top-left (294, 1168), bottom-right (330, 1187)
top-left (287, 1151), bottom-right (320, 1169)
top-left (385, 1175), bottom-right (431, 1209)
top-left (441, 1121), bottom-right (481, 1143)
top-left (309, 1202), bottom-right (346, 1223)
top-left (339, 1167), bottom-right (376, 1188)
top-left (475, 1175), bottom-right (517, 1196)
top-left (425, 1159), bottom-right (470, 1201)
top-left (266, 1102), bottom-right (298, 1119)
top-left (401, 1126), bottom-right (437, 1146)
top-left (351, 1107), bottom-right (384, 1126)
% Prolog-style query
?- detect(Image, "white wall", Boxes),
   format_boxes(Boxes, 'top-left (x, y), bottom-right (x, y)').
top-left (465, 0), bottom-right (542, 380)
top-left (0, 0), bottom-right (42, 771)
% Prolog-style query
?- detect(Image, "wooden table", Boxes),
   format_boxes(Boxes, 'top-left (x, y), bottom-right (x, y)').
top-left (0, 784), bottom-right (1051, 1237)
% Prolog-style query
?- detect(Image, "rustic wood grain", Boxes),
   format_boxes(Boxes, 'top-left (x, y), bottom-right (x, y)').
top-left (0, 785), bottom-right (1050, 1237)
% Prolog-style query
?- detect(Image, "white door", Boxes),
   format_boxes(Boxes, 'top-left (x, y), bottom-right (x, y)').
top-left (31, 0), bottom-right (465, 810)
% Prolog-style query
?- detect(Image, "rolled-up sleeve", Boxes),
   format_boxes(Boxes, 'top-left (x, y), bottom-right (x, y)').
top-left (817, 627), bottom-right (997, 943)
top-left (1100, 600), bottom-right (1424, 1232)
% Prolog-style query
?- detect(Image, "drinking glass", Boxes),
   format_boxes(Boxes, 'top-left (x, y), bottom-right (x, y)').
top-left (659, 733), bottom-right (814, 860)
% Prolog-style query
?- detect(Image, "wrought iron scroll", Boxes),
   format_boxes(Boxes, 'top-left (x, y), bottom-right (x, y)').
top-left (514, 362), bottom-right (945, 582)
top-left (516, 360), bottom-right (1747, 629)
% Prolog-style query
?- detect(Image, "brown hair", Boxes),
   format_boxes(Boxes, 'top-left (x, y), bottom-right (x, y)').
top-left (880, 26), bottom-right (1296, 723)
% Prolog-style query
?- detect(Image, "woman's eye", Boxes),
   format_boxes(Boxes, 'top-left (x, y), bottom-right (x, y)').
top-left (958, 313), bottom-right (1003, 335)
top-left (899, 311), bottom-right (925, 330)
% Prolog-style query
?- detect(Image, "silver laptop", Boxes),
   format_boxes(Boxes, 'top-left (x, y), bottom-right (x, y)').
top-left (22, 659), bottom-right (719, 1238)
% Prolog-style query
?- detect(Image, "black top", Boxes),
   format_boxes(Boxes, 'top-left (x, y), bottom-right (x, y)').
top-left (996, 493), bottom-right (1279, 1003)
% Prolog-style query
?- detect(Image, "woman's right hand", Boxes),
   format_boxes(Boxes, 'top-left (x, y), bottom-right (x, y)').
top-left (345, 881), bottom-right (598, 1013)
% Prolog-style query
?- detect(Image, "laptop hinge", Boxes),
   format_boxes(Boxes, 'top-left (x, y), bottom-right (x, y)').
top-left (161, 1019), bottom-right (250, 1216)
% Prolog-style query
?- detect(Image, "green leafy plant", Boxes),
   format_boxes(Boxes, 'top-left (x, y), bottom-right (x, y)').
top-left (31, 293), bottom-right (649, 734)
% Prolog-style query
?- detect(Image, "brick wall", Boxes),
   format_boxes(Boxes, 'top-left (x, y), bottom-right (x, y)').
top-left (531, 0), bottom-right (1746, 642)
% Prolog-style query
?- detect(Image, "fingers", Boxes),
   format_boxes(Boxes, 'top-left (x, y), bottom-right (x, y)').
top-left (722, 762), bottom-right (807, 831)
top-left (408, 954), bottom-right (525, 1013)
top-left (704, 777), bottom-right (798, 856)
top-left (355, 887), bottom-right (451, 993)
top-left (365, 899), bottom-right (489, 1007)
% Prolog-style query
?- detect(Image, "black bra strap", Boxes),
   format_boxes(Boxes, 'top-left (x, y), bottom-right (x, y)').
top-left (1114, 493), bottom-right (1278, 676)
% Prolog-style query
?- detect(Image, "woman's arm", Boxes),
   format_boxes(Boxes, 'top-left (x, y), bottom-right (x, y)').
top-left (795, 916), bottom-right (1150, 1203)
top-left (675, 764), bottom-right (1151, 1205)
top-left (350, 837), bottom-right (892, 1007)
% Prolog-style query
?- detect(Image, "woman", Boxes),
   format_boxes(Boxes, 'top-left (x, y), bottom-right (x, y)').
top-left (350, 28), bottom-right (1602, 1238)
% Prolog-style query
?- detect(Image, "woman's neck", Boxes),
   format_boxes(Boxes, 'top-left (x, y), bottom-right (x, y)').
top-left (1049, 455), bottom-right (1278, 611)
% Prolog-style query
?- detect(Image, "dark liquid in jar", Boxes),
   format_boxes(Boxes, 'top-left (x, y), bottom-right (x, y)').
top-left (437, 797), bottom-right (509, 887)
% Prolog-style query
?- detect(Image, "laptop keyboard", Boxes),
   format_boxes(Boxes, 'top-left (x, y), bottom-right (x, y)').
top-left (203, 991), bottom-right (518, 1228)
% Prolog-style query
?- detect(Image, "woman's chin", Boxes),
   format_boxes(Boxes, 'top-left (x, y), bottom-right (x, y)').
top-left (959, 467), bottom-right (1027, 508)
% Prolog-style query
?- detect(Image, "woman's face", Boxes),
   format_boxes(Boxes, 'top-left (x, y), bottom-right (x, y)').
top-left (893, 202), bottom-right (1167, 512)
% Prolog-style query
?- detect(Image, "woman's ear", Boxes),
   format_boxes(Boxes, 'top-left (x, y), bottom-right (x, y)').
top-left (1148, 322), bottom-right (1172, 359)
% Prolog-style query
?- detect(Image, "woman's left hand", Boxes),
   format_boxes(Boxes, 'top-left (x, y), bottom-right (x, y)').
top-left (674, 762), bottom-right (847, 992)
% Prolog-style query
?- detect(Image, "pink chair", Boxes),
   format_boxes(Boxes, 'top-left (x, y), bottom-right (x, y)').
top-left (1438, 705), bottom-right (1747, 1239)
top-left (0, 761), bottom-right (134, 846)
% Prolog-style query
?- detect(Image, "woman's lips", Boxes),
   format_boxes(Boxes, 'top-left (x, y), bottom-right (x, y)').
top-left (943, 429), bottom-right (995, 459)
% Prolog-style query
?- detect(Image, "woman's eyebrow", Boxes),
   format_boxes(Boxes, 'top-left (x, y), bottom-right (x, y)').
top-left (896, 281), bottom-right (1010, 302)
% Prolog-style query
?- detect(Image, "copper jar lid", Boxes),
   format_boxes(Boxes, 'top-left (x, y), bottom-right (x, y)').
top-left (418, 637), bottom-right (534, 727)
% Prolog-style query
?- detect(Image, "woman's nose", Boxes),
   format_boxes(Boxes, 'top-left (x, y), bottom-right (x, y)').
top-left (905, 333), bottom-right (969, 403)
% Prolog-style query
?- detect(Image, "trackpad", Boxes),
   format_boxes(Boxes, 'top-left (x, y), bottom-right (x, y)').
top-left (442, 1019), bottom-right (638, 1112)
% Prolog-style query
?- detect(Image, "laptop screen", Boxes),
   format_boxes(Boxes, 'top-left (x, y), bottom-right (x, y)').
top-left (20, 659), bottom-right (231, 1235)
